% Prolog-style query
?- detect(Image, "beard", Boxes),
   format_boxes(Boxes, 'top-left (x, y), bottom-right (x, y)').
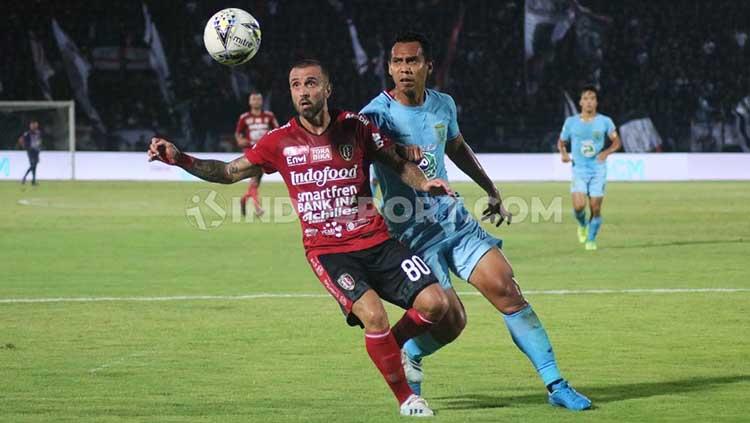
top-left (297, 98), bottom-right (325, 120)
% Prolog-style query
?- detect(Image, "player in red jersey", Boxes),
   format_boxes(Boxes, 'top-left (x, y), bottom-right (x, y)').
top-left (148, 59), bottom-right (455, 417)
top-left (235, 91), bottom-right (279, 216)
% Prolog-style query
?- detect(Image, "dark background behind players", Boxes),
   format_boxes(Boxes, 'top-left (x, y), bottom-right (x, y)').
top-left (1, 0), bottom-right (748, 153)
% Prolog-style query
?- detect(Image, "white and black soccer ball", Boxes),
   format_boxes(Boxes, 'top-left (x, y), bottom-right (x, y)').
top-left (203, 8), bottom-right (261, 66)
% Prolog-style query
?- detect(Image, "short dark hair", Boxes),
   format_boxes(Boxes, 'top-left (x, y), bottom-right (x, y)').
top-left (290, 58), bottom-right (330, 82)
top-left (249, 90), bottom-right (262, 96)
top-left (392, 31), bottom-right (432, 61)
top-left (580, 85), bottom-right (599, 98)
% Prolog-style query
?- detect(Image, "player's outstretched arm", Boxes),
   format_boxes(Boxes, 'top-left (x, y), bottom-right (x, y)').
top-left (395, 143), bottom-right (424, 162)
top-left (147, 137), bottom-right (261, 184)
top-left (445, 134), bottom-right (501, 198)
top-left (374, 145), bottom-right (453, 196)
top-left (446, 134), bottom-right (512, 226)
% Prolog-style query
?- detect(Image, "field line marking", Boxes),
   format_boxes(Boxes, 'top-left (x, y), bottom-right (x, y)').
top-left (89, 351), bottom-right (151, 374)
top-left (1, 288), bottom-right (749, 304)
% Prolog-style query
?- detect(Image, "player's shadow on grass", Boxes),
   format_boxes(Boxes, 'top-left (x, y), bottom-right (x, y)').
top-left (606, 238), bottom-right (745, 250)
top-left (432, 375), bottom-right (750, 410)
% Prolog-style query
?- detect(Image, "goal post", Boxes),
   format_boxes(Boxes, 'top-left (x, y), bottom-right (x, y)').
top-left (0, 100), bottom-right (76, 179)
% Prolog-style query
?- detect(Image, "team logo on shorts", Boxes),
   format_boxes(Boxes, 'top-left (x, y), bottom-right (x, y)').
top-left (338, 144), bottom-right (354, 161)
top-left (337, 273), bottom-right (356, 291)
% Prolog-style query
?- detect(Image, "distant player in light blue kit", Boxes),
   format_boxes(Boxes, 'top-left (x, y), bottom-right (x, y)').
top-left (558, 86), bottom-right (621, 250)
top-left (361, 32), bottom-right (591, 411)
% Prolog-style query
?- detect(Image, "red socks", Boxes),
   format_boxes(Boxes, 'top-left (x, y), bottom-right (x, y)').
top-left (365, 329), bottom-right (412, 404)
top-left (391, 308), bottom-right (434, 348)
top-left (364, 309), bottom-right (435, 404)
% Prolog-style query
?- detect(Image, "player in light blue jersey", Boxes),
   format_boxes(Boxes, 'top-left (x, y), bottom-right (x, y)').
top-left (558, 86), bottom-right (621, 250)
top-left (361, 32), bottom-right (591, 411)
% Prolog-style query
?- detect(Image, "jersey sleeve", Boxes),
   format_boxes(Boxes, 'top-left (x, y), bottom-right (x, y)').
top-left (445, 94), bottom-right (461, 140)
top-left (359, 115), bottom-right (393, 158)
top-left (560, 118), bottom-right (572, 141)
top-left (605, 117), bottom-right (617, 135)
top-left (235, 114), bottom-right (247, 136)
top-left (359, 102), bottom-right (386, 130)
top-left (243, 133), bottom-right (278, 174)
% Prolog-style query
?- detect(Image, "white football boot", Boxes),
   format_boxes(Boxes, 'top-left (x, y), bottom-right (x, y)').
top-left (399, 394), bottom-right (434, 417)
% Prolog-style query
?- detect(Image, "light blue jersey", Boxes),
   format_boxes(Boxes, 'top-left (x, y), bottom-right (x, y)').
top-left (560, 114), bottom-right (616, 197)
top-left (361, 89), bottom-right (501, 288)
top-left (560, 114), bottom-right (616, 169)
top-left (361, 89), bottom-right (457, 238)
top-left (365, 92), bottom-right (580, 401)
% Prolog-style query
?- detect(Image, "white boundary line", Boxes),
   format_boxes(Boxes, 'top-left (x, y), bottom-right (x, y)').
top-left (89, 351), bottom-right (151, 374)
top-left (1, 288), bottom-right (748, 304)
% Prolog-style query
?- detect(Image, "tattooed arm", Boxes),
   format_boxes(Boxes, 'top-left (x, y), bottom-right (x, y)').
top-left (147, 137), bottom-right (261, 184)
top-left (373, 145), bottom-right (453, 196)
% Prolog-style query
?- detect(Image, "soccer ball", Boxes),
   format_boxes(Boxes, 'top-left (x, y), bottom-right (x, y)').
top-left (203, 8), bottom-right (261, 66)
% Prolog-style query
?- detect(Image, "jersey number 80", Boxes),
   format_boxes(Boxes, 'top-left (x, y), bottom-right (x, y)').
top-left (401, 256), bottom-right (431, 282)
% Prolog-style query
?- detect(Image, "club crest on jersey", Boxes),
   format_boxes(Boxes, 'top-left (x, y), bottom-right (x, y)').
top-left (434, 123), bottom-right (447, 143)
top-left (339, 144), bottom-right (354, 161)
top-left (337, 273), bottom-right (356, 291)
top-left (212, 10), bottom-right (237, 49)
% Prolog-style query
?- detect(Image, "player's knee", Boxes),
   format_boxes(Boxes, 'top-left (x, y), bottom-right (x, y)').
top-left (357, 308), bottom-right (389, 332)
top-left (489, 272), bottom-right (523, 302)
top-left (415, 286), bottom-right (449, 323)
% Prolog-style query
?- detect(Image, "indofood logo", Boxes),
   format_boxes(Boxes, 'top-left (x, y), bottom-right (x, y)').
top-left (290, 165), bottom-right (359, 187)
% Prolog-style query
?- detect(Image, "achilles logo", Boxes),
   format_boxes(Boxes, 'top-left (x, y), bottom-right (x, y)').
top-left (291, 165), bottom-right (359, 187)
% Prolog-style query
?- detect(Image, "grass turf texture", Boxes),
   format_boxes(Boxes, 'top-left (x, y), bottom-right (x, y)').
top-left (1, 180), bottom-right (749, 422)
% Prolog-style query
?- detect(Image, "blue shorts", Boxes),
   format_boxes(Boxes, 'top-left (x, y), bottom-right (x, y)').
top-left (398, 209), bottom-right (503, 290)
top-left (571, 165), bottom-right (607, 197)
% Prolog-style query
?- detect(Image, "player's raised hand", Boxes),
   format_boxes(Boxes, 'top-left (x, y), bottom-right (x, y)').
top-left (397, 144), bottom-right (424, 162)
top-left (482, 196), bottom-right (512, 227)
top-left (148, 137), bottom-right (181, 165)
top-left (420, 178), bottom-right (454, 197)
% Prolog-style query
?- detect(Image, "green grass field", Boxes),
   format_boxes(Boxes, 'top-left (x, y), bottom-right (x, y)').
top-left (1, 180), bottom-right (749, 422)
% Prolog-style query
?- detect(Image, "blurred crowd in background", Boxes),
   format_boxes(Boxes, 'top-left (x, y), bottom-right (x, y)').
top-left (1, 0), bottom-right (749, 153)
